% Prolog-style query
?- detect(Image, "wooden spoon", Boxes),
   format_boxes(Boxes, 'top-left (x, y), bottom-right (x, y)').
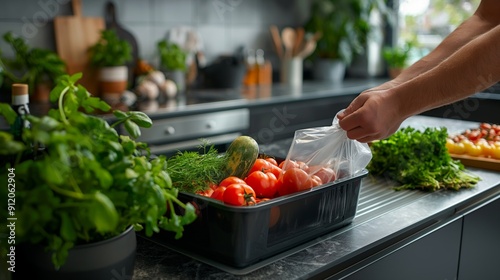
top-left (269, 25), bottom-right (283, 59)
top-left (297, 39), bottom-right (317, 58)
top-left (281, 27), bottom-right (296, 59)
top-left (293, 27), bottom-right (305, 57)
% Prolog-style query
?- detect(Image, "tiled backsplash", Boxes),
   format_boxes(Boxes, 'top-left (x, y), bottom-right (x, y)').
top-left (0, 0), bottom-right (310, 66)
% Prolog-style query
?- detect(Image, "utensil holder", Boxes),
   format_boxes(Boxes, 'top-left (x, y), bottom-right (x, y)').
top-left (280, 57), bottom-right (303, 87)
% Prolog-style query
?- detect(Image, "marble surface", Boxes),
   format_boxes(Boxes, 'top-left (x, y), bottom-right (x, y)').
top-left (132, 116), bottom-right (500, 280)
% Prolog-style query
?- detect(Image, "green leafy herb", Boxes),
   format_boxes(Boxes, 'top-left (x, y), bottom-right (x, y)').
top-left (89, 29), bottom-right (132, 67)
top-left (157, 40), bottom-right (187, 71)
top-left (0, 31), bottom-right (66, 93)
top-left (166, 141), bottom-right (227, 193)
top-left (0, 73), bottom-right (196, 269)
top-left (368, 127), bottom-right (480, 191)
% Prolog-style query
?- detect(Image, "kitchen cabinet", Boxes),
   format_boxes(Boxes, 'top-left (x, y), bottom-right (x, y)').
top-left (332, 194), bottom-right (500, 280)
top-left (458, 196), bottom-right (500, 280)
top-left (340, 219), bottom-right (462, 280)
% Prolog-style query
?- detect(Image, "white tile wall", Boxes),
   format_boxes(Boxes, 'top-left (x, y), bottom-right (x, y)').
top-left (0, 0), bottom-right (309, 66)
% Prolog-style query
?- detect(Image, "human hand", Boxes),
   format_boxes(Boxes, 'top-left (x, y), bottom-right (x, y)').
top-left (337, 89), bottom-right (405, 143)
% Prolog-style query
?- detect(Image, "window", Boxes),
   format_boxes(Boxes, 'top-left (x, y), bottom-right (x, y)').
top-left (397, 0), bottom-right (480, 64)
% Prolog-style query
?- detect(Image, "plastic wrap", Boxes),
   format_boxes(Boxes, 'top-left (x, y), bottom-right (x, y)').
top-left (281, 111), bottom-right (372, 183)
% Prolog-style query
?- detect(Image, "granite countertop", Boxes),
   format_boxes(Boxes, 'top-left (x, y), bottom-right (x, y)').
top-left (132, 116), bottom-right (500, 280)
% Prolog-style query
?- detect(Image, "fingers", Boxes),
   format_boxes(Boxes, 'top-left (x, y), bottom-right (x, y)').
top-left (338, 94), bottom-right (369, 130)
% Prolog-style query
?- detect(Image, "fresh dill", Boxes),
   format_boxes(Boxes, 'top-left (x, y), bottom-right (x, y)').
top-left (166, 140), bottom-right (228, 193)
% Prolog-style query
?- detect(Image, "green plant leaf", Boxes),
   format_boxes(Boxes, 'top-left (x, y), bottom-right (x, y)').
top-left (128, 111), bottom-right (152, 128)
top-left (0, 103), bottom-right (17, 125)
top-left (0, 131), bottom-right (25, 155)
top-left (124, 119), bottom-right (141, 139)
top-left (91, 192), bottom-right (118, 233)
top-left (113, 110), bottom-right (128, 120)
top-left (60, 212), bottom-right (77, 242)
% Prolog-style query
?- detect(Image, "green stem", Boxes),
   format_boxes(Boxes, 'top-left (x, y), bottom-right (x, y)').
top-left (164, 191), bottom-right (187, 209)
top-left (110, 117), bottom-right (128, 128)
top-left (58, 86), bottom-right (70, 125)
top-left (48, 183), bottom-right (92, 200)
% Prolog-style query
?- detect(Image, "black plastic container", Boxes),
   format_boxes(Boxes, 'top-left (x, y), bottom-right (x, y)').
top-left (148, 169), bottom-right (368, 269)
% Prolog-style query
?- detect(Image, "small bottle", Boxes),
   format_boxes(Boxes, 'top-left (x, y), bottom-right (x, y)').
top-left (256, 49), bottom-right (272, 85)
top-left (10, 83), bottom-right (31, 141)
top-left (242, 49), bottom-right (258, 86)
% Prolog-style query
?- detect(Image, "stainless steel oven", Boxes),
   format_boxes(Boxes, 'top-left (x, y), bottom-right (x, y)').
top-left (125, 108), bottom-right (250, 156)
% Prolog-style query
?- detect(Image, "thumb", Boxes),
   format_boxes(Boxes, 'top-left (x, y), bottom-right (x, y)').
top-left (338, 94), bottom-right (367, 120)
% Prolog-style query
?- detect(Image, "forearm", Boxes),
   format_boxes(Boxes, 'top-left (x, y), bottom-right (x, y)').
top-left (394, 24), bottom-right (500, 118)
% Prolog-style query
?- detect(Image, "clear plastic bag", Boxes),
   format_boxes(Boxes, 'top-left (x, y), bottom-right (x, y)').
top-left (280, 111), bottom-right (372, 183)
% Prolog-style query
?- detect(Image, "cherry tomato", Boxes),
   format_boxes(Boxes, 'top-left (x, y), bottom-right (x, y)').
top-left (210, 186), bottom-right (226, 201)
top-left (223, 183), bottom-right (256, 206)
top-left (480, 123), bottom-right (492, 130)
top-left (492, 145), bottom-right (500, 159)
top-left (219, 176), bottom-right (246, 187)
top-left (278, 168), bottom-right (313, 196)
top-left (463, 139), bottom-right (482, 156)
top-left (245, 170), bottom-right (278, 198)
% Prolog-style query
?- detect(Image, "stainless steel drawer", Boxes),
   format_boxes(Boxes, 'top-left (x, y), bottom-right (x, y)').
top-left (133, 109), bottom-right (250, 144)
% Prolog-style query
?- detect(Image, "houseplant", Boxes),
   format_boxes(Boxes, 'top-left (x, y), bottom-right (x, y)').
top-left (89, 29), bottom-right (132, 100)
top-left (0, 32), bottom-right (66, 102)
top-left (304, 0), bottom-right (390, 82)
top-left (157, 40), bottom-right (187, 92)
top-left (0, 73), bottom-right (196, 279)
top-left (382, 41), bottom-right (415, 78)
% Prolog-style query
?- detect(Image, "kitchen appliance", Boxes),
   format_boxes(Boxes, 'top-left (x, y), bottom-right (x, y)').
top-left (124, 108), bottom-right (250, 156)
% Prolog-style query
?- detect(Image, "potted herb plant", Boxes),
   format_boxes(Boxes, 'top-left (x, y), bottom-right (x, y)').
top-left (0, 73), bottom-right (196, 279)
top-left (89, 29), bottom-right (132, 101)
top-left (304, 0), bottom-right (389, 82)
top-left (382, 41), bottom-right (415, 79)
top-left (0, 32), bottom-right (66, 103)
top-left (157, 40), bottom-right (187, 93)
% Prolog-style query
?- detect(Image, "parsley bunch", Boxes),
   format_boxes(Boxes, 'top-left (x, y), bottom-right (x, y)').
top-left (0, 73), bottom-right (196, 269)
top-left (368, 127), bottom-right (480, 191)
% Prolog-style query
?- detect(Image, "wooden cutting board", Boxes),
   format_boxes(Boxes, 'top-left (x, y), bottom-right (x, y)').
top-left (54, 0), bottom-right (104, 95)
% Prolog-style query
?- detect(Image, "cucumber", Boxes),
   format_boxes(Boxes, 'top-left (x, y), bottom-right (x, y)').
top-left (223, 136), bottom-right (259, 179)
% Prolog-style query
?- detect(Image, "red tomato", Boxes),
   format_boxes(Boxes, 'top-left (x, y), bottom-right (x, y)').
top-left (278, 159), bottom-right (299, 170)
top-left (196, 188), bottom-right (214, 197)
top-left (249, 158), bottom-right (282, 178)
top-left (223, 183), bottom-right (256, 206)
top-left (269, 206), bottom-right (280, 228)
top-left (264, 157), bottom-right (278, 166)
top-left (311, 175), bottom-right (323, 187)
top-left (467, 130), bottom-right (481, 142)
top-left (278, 168), bottom-right (313, 196)
top-left (249, 159), bottom-right (271, 173)
top-left (210, 186), bottom-right (227, 201)
top-left (312, 167), bottom-right (336, 184)
top-left (480, 123), bottom-right (492, 130)
top-left (245, 171), bottom-right (278, 198)
top-left (219, 176), bottom-right (246, 187)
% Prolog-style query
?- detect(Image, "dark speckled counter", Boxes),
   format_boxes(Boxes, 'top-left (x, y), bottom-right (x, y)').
top-left (132, 116), bottom-right (500, 280)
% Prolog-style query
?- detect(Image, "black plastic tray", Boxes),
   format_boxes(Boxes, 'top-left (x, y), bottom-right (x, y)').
top-left (146, 169), bottom-right (368, 271)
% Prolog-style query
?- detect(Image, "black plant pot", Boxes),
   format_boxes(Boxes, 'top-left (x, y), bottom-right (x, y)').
top-left (13, 226), bottom-right (137, 280)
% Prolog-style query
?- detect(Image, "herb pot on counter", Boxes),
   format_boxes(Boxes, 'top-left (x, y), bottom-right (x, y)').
top-left (13, 226), bottom-right (137, 280)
